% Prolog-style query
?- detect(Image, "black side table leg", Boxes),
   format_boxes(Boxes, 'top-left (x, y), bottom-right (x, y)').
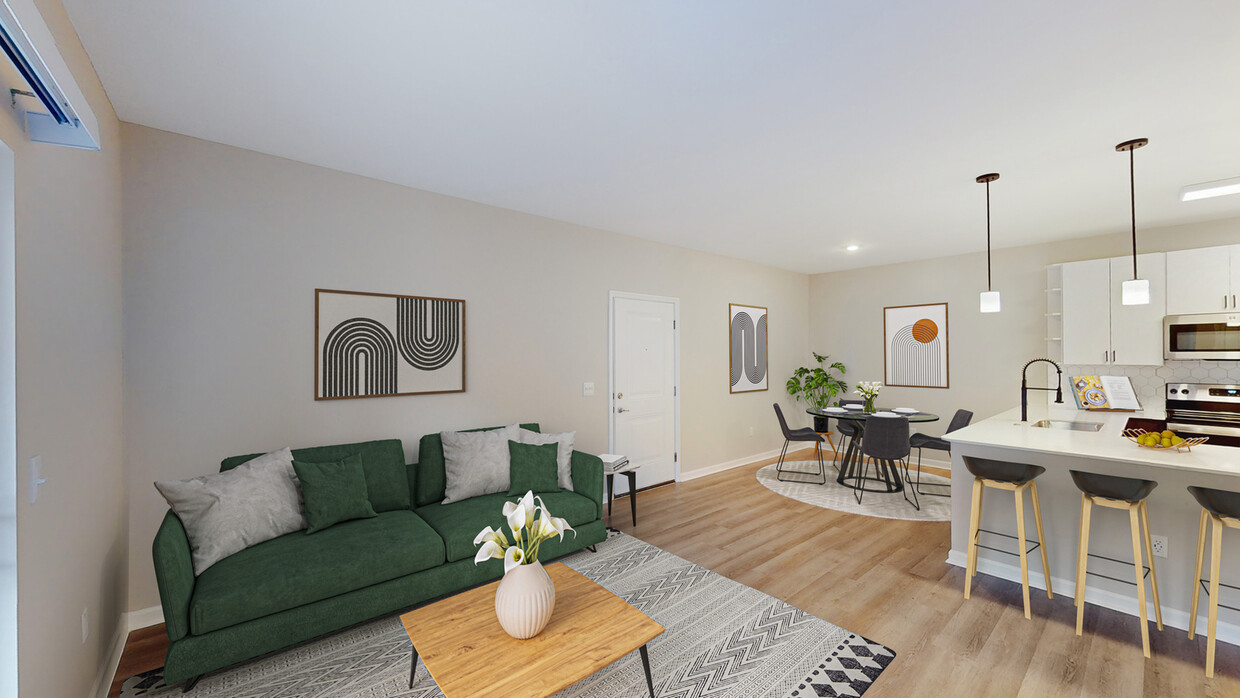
top-left (626, 471), bottom-right (638, 525)
top-left (409, 644), bottom-right (419, 689)
top-left (639, 644), bottom-right (655, 697)
top-left (606, 473), bottom-right (615, 517)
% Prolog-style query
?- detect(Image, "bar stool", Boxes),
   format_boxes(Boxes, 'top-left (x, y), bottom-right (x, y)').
top-left (1187, 485), bottom-right (1240, 677)
top-left (962, 456), bottom-right (1053, 619)
top-left (857, 415), bottom-right (915, 509)
top-left (1070, 470), bottom-right (1163, 658)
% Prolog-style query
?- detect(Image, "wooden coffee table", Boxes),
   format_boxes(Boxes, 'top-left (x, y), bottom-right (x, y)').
top-left (400, 562), bottom-right (664, 698)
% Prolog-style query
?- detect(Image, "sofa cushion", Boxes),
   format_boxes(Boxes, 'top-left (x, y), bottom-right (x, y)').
top-left (189, 510), bottom-right (443, 635)
top-left (441, 424), bottom-right (520, 504)
top-left (293, 454), bottom-right (378, 533)
top-left (415, 490), bottom-right (598, 563)
top-left (415, 424), bottom-right (539, 507)
top-left (507, 441), bottom-right (560, 495)
top-left (223, 439), bottom-right (410, 513)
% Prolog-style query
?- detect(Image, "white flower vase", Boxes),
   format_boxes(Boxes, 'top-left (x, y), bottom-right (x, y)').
top-left (494, 560), bottom-right (556, 639)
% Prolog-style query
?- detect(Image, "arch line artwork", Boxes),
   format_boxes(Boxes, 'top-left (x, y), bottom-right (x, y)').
top-left (315, 289), bottom-right (466, 399)
top-left (729, 303), bottom-right (769, 393)
top-left (883, 302), bottom-right (949, 389)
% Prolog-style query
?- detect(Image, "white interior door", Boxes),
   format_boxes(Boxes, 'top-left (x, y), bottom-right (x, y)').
top-left (610, 293), bottom-right (678, 495)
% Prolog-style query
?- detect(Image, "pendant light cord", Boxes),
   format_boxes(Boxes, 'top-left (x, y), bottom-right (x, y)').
top-left (1129, 146), bottom-right (1138, 279)
top-left (985, 179), bottom-right (992, 291)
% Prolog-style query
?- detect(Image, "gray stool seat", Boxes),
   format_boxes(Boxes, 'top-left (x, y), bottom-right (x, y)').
top-left (963, 456), bottom-right (1045, 485)
top-left (1070, 470), bottom-right (1157, 502)
top-left (1188, 486), bottom-right (1240, 521)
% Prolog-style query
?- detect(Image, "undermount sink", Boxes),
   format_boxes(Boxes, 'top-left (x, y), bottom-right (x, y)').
top-left (1028, 419), bottom-right (1104, 432)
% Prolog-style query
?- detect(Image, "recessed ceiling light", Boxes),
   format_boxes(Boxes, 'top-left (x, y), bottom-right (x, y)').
top-left (845, 244), bottom-right (860, 252)
top-left (1181, 176), bottom-right (1240, 202)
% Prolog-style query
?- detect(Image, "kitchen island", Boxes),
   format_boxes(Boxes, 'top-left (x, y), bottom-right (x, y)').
top-left (946, 401), bottom-right (1240, 645)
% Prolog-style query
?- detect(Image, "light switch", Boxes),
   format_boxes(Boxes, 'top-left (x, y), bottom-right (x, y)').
top-left (28, 455), bottom-right (45, 503)
top-left (582, 382), bottom-right (595, 397)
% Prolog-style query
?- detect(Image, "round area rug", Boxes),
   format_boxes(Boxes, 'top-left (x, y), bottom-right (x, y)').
top-left (756, 462), bottom-right (951, 521)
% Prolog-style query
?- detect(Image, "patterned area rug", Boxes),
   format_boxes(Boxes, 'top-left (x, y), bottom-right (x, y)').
top-left (756, 462), bottom-right (951, 522)
top-left (122, 532), bottom-right (894, 698)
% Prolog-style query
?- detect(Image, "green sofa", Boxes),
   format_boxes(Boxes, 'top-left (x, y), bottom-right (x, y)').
top-left (152, 424), bottom-right (606, 686)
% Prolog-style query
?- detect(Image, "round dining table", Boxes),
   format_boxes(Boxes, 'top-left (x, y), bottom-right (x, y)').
top-left (807, 407), bottom-right (940, 493)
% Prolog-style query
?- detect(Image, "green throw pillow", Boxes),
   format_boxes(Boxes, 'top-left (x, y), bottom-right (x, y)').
top-left (507, 441), bottom-right (561, 495)
top-left (293, 454), bottom-right (378, 534)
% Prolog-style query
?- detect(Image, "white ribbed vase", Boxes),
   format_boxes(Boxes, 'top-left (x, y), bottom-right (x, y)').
top-left (494, 560), bottom-right (556, 639)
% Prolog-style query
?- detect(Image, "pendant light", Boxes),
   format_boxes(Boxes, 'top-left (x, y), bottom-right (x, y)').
top-left (977, 173), bottom-right (1001, 313)
top-left (1116, 138), bottom-right (1150, 305)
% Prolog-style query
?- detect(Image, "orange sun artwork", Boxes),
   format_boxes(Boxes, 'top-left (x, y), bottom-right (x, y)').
top-left (911, 318), bottom-right (938, 343)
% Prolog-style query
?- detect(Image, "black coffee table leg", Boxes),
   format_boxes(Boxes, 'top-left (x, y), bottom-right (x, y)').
top-left (409, 643), bottom-right (419, 689)
top-left (639, 644), bottom-right (655, 697)
top-left (626, 471), bottom-right (638, 525)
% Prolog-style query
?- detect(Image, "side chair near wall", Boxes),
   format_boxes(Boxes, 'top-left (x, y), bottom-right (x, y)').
top-left (908, 408), bottom-right (972, 497)
top-left (835, 398), bottom-right (863, 458)
top-left (773, 403), bottom-right (827, 485)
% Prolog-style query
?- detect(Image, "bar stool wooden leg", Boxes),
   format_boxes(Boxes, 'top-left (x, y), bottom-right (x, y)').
top-left (1030, 481), bottom-right (1053, 598)
top-left (965, 478), bottom-right (982, 600)
top-left (1014, 483), bottom-right (1032, 619)
top-left (1129, 504), bottom-right (1151, 658)
top-left (1208, 514), bottom-right (1222, 678)
top-left (1076, 494), bottom-right (1092, 635)
top-left (1189, 507), bottom-right (1208, 639)
top-left (1139, 500), bottom-right (1163, 630)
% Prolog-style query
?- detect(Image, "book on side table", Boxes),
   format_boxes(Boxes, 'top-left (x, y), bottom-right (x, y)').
top-left (599, 453), bottom-right (632, 473)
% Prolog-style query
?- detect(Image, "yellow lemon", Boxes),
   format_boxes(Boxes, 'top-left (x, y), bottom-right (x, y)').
top-left (1161, 430), bottom-right (1174, 439)
top-left (1161, 438), bottom-right (1172, 448)
top-left (1172, 436), bottom-right (1184, 445)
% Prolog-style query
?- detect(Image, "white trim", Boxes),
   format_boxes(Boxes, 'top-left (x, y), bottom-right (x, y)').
top-left (90, 619), bottom-right (127, 698)
top-left (679, 447), bottom-right (784, 481)
top-left (946, 549), bottom-right (1240, 647)
top-left (608, 291), bottom-right (681, 483)
top-left (126, 605), bottom-right (164, 631)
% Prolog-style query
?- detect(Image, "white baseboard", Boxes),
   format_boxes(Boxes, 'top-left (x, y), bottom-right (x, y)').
top-left (126, 605), bottom-right (164, 632)
top-left (90, 620), bottom-right (128, 698)
top-left (679, 447), bottom-right (782, 481)
top-left (946, 549), bottom-right (1240, 647)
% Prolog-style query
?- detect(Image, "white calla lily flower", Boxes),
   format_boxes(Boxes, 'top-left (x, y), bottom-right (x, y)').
top-left (473, 525), bottom-right (509, 548)
top-left (506, 502), bottom-right (528, 533)
top-left (504, 544), bottom-right (525, 574)
top-left (550, 516), bottom-right (576, 540)
top-left (474, 540), bottom-right (504, 565)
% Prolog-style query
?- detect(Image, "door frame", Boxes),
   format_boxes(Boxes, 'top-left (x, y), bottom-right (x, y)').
top-left (607, 290), bottom-right (681, 483)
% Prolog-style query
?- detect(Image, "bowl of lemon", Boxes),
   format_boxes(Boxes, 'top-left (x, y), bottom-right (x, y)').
top-left (1122, 428), bottom-right (1208, 453)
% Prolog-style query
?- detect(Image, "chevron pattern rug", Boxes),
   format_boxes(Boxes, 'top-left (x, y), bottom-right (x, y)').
top-left (122, 532), bottom-right (894, 698)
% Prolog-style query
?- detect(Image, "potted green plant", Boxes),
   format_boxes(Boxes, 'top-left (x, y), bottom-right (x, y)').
top-left (785, 353), bottom-right (849, 432)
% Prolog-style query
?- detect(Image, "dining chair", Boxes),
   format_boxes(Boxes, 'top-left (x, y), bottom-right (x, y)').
top-left (857, 414), bottom-right (914, 508)
top-left (835, 398), bottom-right (864, 458)
top-left (908, 409), bottom-right (973, 497)
top-left (773, 403), bottom-right (827, 485)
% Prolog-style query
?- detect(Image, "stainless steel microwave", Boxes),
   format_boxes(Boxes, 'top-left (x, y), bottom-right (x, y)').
top-left (1165, 313), bottom-right (1240, 360)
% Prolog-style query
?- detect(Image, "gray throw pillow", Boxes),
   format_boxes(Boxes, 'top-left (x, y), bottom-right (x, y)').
top-left (441, 424), bottom-right (520, 504)
top-left (518, 428), bottom-right (575, 491)
top-left (155, 448), bottom-right (305, 575)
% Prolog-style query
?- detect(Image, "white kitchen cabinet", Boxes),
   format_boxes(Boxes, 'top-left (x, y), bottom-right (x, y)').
top-left (1061, 254), bottom-right (1165, 366)
top-left (1109, 254), bottom-right (1166, 366)
top-left (1062, 258), bottom-right (1111, 365)
top-left (1165, 245), bottom-right (1240, 314)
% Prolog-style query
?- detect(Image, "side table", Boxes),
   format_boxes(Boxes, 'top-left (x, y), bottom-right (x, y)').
top-left (606, 469), bottom-right (639, 526)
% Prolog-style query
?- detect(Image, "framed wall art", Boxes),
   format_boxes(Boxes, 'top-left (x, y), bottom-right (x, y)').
top-left (884, 302), bottom-right (948, 389)
top-left (315, 289), bottom-right (465, 399)
top-left (729, 303), bottom-right (768, 393)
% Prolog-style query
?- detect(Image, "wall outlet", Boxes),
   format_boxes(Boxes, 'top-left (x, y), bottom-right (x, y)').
top-left (81, 607), bottom-right (89, 643)
top-left (1151, 535), bottom-right (1168, 559)
top-left (748, 426), bottom-right (754, 437)
top-left (582, 382), bottom-right (594, 397)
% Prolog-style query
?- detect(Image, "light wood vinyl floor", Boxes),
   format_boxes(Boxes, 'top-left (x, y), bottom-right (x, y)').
top-left (108, 448), bottom-right (1239, 697)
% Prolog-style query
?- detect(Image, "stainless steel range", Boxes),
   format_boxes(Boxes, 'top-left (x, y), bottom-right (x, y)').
top-left (1165, 383), bottom-right (1240, 444)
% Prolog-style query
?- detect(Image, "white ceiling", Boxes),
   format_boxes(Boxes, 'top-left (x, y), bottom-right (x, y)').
top-left (62, 1), bottom-right (1240, 274)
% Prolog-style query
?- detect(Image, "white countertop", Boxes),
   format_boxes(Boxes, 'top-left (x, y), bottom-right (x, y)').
top-left (945, 401), bottom-right (1240, 478)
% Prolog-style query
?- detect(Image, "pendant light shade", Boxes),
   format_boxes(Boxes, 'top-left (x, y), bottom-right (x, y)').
top-left (977, 173), bottom-right (1000, 313)
top-left (1117, 138), bottom-right (1150, 306)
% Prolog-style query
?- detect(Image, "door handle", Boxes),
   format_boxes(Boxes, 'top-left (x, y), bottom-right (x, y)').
top-left (617, 407), bottom-right (630, 413)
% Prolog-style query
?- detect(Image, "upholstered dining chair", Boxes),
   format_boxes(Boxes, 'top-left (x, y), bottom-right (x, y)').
top-left (908, 409), bottom-right (973, 497)
top-left (835, 398), bottom-right (864, 459)
top-left (773, 403), bottom-right (827, 485)
top-left (858, 414), bottom-right (914, 509)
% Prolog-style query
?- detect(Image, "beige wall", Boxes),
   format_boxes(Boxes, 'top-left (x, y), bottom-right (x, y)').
top-left (808, 217), bottom-right (1240, 434)
top-left (0, 1), bottom-right (125, 697)
top-left (121, 123), bottom-right (810, 612)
